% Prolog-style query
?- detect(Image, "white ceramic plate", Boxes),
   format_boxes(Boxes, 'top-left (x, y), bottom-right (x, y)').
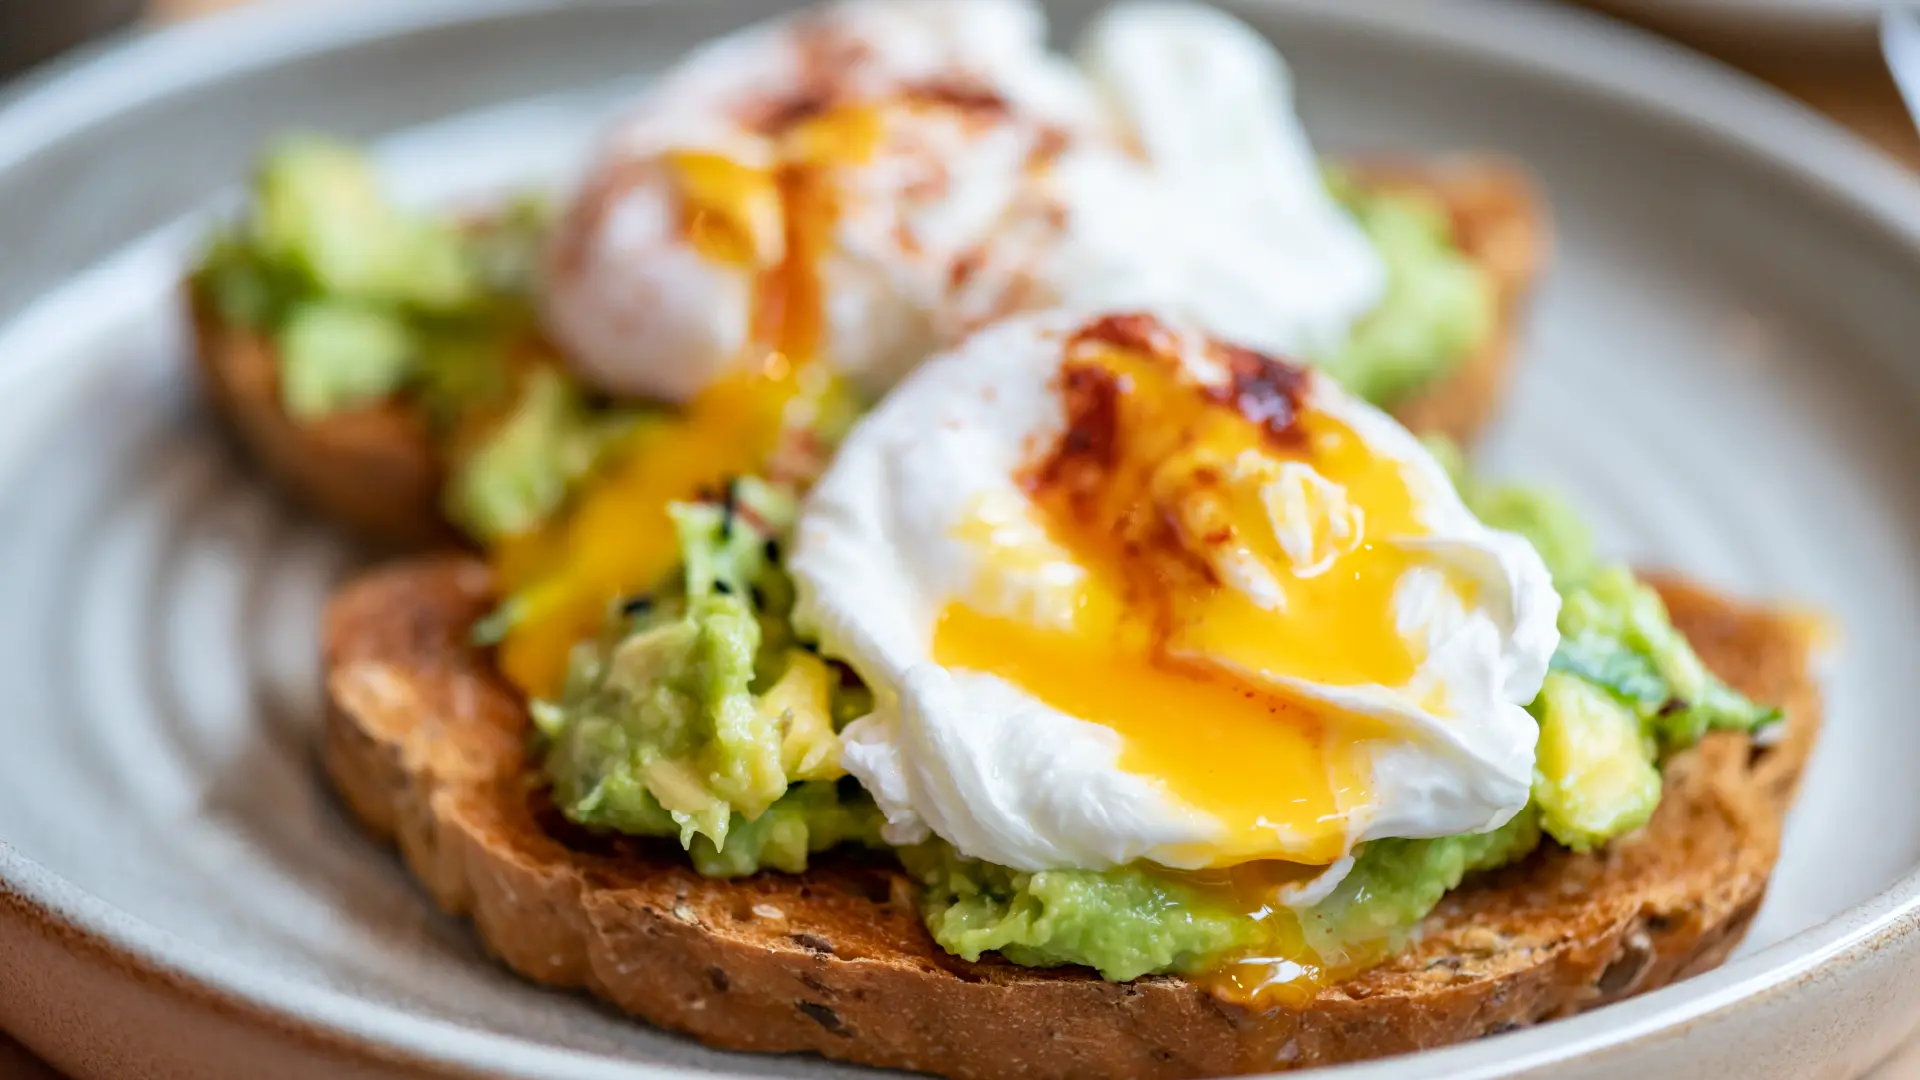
top-left (4, 1), bottom-right (1920, 1078)
top-left (1581, 0), bottom-right (1875, 27)
top-left (1574, 0), bottom-right (1876, 48)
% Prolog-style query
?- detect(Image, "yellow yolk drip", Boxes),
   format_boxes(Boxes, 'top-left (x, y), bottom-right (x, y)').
top-left (491, 105), bottom-right (882, 698)
top-left (932, 329), bottom-right (1458, 1001)
top-left (492, 368), bottom-right (798, 696)
top-left (666, 151), bottom-right (783, 267)
top-left (935, 341), bottom-right (1435, 865)
top-left (1168, 861), bottom-right (1394, 1008)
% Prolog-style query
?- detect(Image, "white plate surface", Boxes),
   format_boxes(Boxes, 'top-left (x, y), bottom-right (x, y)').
top-left (3, 1), bottom-right (1920, 1078)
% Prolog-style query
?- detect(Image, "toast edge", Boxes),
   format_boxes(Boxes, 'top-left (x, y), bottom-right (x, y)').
top-left (320, 557), bottom-right (1819, 1080)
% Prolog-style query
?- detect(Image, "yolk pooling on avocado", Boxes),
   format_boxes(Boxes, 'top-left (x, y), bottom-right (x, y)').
top-left (493, 104), bottom-right (882, 697)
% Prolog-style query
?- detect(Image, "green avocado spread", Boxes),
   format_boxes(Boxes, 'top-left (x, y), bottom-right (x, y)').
top-left (1320, 170), bottom-right (1497, 407)
top-left (534, 477), bottom-right (886, 877)
top-left (225, 143), bottom-right (1764, 987)
top-left (194, 138), bottom-right (636, 543)
top-left (197, 144), bottom-right (1489, 546)
top-left (1452, 460), bottom-right (1781, 852)
top-left (531, 450), bottom-right (1780, 986)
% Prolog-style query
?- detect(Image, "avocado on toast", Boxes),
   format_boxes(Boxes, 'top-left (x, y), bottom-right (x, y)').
top-left (322, 558), bottom-right (1814, 1078)
top-left (187, 154), bottom-right (1544, 551)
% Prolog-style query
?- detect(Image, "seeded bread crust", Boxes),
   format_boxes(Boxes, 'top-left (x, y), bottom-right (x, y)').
top-left (189, 159), bottom-right (1545, 550)
top-left (321, 557), bottom-right (1817, 1079)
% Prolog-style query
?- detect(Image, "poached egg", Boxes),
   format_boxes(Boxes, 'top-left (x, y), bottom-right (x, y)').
top-left (789, 309), bottom-right (1557, 910)
top-left (498, 0), bottom-right (1391, 699)
top-left (540, 0), bottom-right (1384, 404)
top-left (541, 0), bottom-right (1108, 402)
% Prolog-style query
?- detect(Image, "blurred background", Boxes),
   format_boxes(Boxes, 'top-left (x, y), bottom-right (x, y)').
top-left (0, 0), bottom-right (1914, 1077)
top-left (3, 0), bottom-right (1917, 165)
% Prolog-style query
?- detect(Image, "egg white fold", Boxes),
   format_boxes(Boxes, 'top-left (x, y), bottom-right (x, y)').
top-left (791, 311), bottom-right (1559, 890)
top-left (542, 0), bottom-right (1386, 406)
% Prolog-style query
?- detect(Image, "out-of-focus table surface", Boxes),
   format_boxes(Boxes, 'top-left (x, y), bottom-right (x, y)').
top-left (2, 0), bottom-right (1917, 1078)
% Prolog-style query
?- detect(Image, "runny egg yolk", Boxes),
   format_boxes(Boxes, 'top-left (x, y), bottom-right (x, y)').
top-left (492, 104), bottom-right (881, 698)
top-left (1168, 860), bottom-right (1396, 1008)
top-left (932, 320), bottom-right (1462, 1001)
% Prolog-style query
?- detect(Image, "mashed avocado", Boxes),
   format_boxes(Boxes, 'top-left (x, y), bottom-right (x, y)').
top-left (195, 138), bottom-right (633, 541)
top-left (1457, 464), bottom-right (1780, 850)
top-left (902, 810), bottom-right (1540, 983)
top-left (442, 369), bottom-right (642, 543)
top-left (533, 451), bottom-right (1779, 977)
top-left (1321, 171), bottom-right (1497, 408)
top-left (195, 138), bottom-right (541, 418)
top-left (537, 476), bottom-right (885, 875)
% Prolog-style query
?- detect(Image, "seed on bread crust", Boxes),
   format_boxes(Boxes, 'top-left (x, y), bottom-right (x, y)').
top-left (321, 556), bottom-right (1817, 1079)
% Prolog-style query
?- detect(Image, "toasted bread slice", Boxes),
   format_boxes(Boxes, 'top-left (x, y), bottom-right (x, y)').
top-left (321, 557), bottom-right (1816, 1079)
top-left (1358, 157), bottom-right (1547, 447)
top-left (188, 291), bottom-right (457, 550)
top-left (189, 159), bottom-right (1546, 550)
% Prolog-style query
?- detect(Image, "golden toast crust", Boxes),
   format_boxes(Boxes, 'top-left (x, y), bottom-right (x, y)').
top-left (188, 291), bottom-right (455, 549)
top-left (321, 558), bottom-right (1817, 1079)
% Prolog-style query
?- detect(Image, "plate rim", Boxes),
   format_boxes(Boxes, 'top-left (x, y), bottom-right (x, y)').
top-left (3, 0), bottom-right (1920, 1077)
top-left (1588, 0), bottom-right (1879, 30)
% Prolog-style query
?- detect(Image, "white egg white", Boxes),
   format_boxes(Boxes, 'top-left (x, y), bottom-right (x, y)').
top-left (1066, 0), bottom-right (1386, 356)
top-left (540, 0), bottom-right (1386, 405)
top-left (539, 0), bottom-right (1106, 402)
top-left (789, 310), bottom-right (1559, 893)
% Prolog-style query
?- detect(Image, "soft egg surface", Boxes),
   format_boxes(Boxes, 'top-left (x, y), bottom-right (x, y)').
top-left (500, 0), bottom-right (1103, 696)
top-left (791, 310), bottom-right (1558, 882)
top-left (541, 0), bottom-right (1389, 405)
top-left (541, 0), bottom-right (1110, 404)
top-left (503, 0), bottom-right (1395, 699)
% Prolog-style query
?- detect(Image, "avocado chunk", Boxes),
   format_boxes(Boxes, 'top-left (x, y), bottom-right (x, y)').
top-left (902, 845), bottom-right (1257, 982)
top-left (683, 779), bottom-right (885, 878)
top-left (275, 301), bottom-right (414, 419)
top-left (543, 592), bottom-right (786, 849)
top-left (536, 474), bottom-right (879, 874)
top-left (1445, 455), bottom-right (1779, 853)
top-left (1559, 566), bottom-right (1782, 747)
top-left (194, 137), bottom-right (547, 434)
top-left (903, 808), bottom-right (1543, 985)
top-left (1308, 808), bottom-right (1542, 945)
top-left (1530, 671), bottom-right (1661, 851)
top-left (1448, 458), bottom-right (1780, 754)
top-left (252, 137), bottom-right (474, 309)
top-left (442, 370), bottom-right (638, 543)
top-left (1322, 174), bottom-right (1496, 407)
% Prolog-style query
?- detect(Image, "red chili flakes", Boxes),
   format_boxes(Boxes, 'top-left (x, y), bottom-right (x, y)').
top-left (1067, 312), bottom-right (1177, 358)
top-left (1206, 342), bottom-right (1312, 447)
top-left (893, 220), bottom-right (922, 257)
top-left (744, 88), bottom-right (835, 134)
top-left (901, 156), bottom-right (952, 203)
top-left (903, 77), bottom-right (1011, 118)
top-left (739, 12), bottom-right (876, 134)
top-left (1028, 361), bottom-right (1123, 500)
top-left (1027, 125), bottom-right (1071, 171)
top-left (948, 245), bottom-right (986, 291)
